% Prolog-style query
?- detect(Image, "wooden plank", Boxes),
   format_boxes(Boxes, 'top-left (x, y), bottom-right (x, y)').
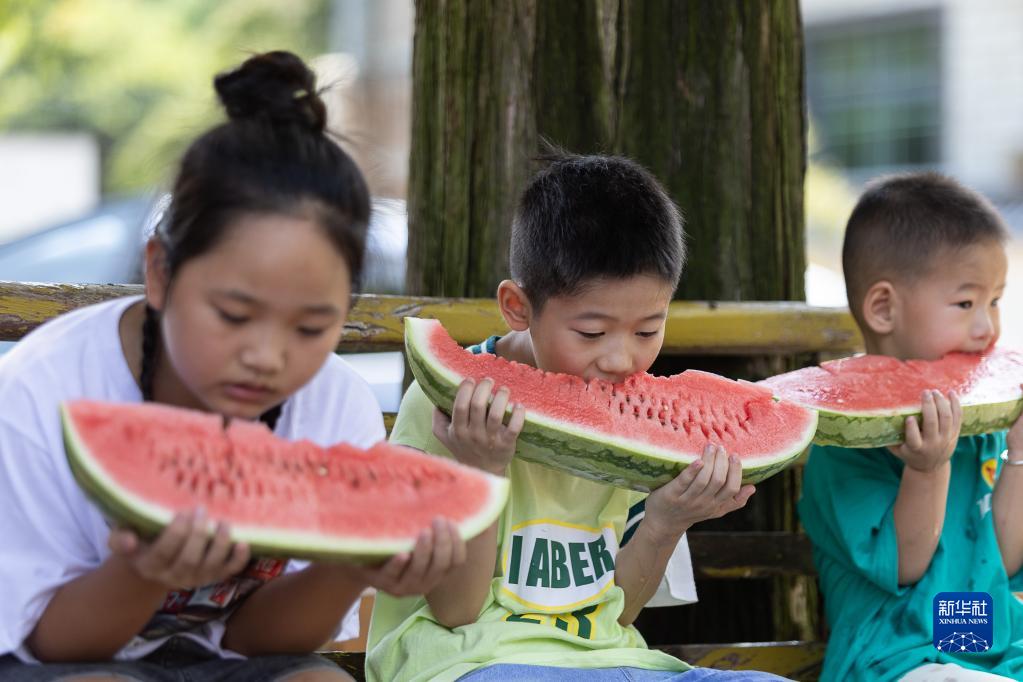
top-left (0, 281), bottom-right (862, 354)
top-left (687, 531), bottom-right (815, 578)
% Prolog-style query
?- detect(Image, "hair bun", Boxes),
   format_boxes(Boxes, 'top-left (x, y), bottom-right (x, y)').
top-left (214, 51), bottom-right (327, 132)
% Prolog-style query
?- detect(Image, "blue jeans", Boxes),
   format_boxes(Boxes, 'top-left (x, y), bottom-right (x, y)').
top-left (0, 636), bottom-right (344, 682)
top-left (458, 663), bottom-right (793, 681)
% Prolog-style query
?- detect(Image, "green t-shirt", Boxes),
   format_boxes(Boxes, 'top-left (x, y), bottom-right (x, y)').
top-left (366, 379), bottom-right (690, 682)
top-left (799, 433), bottom-right (1023, 681)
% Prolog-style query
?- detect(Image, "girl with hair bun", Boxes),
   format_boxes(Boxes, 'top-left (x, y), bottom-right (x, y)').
top-left (0, 51), bottom-right (465, 681)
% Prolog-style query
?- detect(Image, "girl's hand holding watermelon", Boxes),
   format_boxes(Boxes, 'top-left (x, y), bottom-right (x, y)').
top-left (107, 507), bottom-right (251, 590)
top-left (642, 444), bottom-right (756, 541)
top-left (432, 378), bottom-right (526, 476)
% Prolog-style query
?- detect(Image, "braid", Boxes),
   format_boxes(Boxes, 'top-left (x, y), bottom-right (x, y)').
top-left (140, 304), bottom-right (160, 402)
top-left (139, 304), bottom-right (283, 432)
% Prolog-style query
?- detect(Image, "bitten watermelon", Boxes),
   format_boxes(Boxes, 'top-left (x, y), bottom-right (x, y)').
top-left (760, 348), bottom-right (1023, 448)
top-left (404, 317), bottom-right (818, 491)
top-left (62, 400), bottom-right (509, 561)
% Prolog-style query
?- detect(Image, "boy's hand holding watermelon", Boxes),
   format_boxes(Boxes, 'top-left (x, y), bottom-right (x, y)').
top-left (432, 378), bottom-right (526, 477)
top-left (641, 444), bottom-right (756, 543)
top-left (886, 390), bottom-right (962, 473)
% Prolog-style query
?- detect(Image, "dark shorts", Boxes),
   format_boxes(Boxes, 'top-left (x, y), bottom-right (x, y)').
top-left (0, 637), bottom-right (348, 682)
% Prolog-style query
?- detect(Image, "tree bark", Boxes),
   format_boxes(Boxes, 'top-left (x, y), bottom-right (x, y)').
top-left (408, 0), bottom-right (813, 643)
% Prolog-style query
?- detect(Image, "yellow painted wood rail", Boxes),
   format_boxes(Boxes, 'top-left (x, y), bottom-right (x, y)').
top-left (0, 281), bottom-right (862, 354)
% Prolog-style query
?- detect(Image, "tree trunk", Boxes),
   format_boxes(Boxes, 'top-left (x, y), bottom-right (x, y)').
top-left (408, 0), bottom-right (813, 643)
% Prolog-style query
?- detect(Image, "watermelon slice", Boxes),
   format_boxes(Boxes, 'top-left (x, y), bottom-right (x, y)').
top-left (61, 400), bottom-right (509, 561)
top-left (760, 349), bottom-right (1023, 448)
top-left (403, 317), bottom-right (818, 491)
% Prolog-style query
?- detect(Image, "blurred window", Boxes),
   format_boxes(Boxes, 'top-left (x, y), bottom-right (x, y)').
top-left (807, 10), bottom-right (942, 169)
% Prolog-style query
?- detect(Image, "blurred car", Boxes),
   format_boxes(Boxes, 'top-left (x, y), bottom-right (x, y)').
top-left (0, 194), bottom-right (407, 411)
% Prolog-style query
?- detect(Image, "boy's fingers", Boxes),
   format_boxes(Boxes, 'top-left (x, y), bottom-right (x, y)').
top-left (949, 392), bottom-right (963, 430)
top-left (933, 391), bottom-right (952, 434)
top-left (450, 380), bottom-right (476, 431)
top-left (715, 455), bottom-right (744, 501)
top-left (506, 404), bottom-right (526, 437)
top-left (708, 445), bottom-right (729, 494)
top-left (487, 388), bottom-right (511, 433)
top-left (682, 445), bottom-right (715, 500)
top-left (469, 379), bottom-right (494, 423)
top-left (432, 408), bottom-right (452, 441)
top-left (108, 528), bottom-right (139, 555)
top-left (920, 390), bottom-right (939, 442)
top-left (675, 458), bottom-right (704, 494)
top-left (903, 415), bottom-right (923, 452)
top-left (733, 484), bottom-right (756, 508)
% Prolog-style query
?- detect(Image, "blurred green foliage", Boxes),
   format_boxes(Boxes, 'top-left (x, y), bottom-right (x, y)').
top-left (0, 0), bottom-right (329, 192)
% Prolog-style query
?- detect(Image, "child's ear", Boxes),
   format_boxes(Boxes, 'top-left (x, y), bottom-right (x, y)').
top-left (497, 280), bottom-right (532, 331)
top-left (861, 280), bottom-right (896, 335)
top-left (144, 237), bottom-right (170, 312)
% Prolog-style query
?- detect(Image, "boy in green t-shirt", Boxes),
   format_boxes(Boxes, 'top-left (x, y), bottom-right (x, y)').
top-left (366, 153), bottom-right (790, 681)
top-left (799, 172), bottom-right (1023, 682)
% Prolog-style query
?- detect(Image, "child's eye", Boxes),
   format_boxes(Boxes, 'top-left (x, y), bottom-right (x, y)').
top-left (217, 309), bottom-right (249, 325)
top-left (955, 301), bottom-right (973, 310)
top-left (636, 330), bottom-right (659, 338)
top-left (575, 330), bottom-right (604, 339)
top-left (298, 327), bottom-right (327, 337)
top-left (992, 298), bottom-right (1000, 308)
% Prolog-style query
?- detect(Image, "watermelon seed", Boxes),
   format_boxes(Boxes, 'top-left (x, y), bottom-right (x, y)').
top-left (317, 465), bottom-right (328, 477)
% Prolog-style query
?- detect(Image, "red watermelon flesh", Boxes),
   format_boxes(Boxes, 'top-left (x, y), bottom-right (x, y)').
top-left (405, 317), bottom-right (818, 489)
top-left (62, 400), bottom-right (509, 560)
top-left (760, 348), bottom-right (1023, 447)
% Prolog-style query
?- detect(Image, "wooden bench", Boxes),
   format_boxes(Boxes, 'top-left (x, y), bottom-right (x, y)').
top-left (0, 281), bottom-right (863, 681)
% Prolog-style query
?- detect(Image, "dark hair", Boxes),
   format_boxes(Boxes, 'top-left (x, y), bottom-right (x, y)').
top-left (142, 51), bottom-right (371, 430)
top-left (842, 171), bottom-right (1009, 326)
top-left (510, 152), bottom-right (685, 311)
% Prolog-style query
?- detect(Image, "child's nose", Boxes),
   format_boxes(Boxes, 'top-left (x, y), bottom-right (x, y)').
top-left (240, 334), bottom-right (286, 374)
top-left (597, 348), bottom-right (633, 377)
top-left (972, 309), bottom-right (995, 339)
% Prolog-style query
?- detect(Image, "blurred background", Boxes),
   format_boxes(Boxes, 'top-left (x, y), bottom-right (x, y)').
top-left (3, 0), bottom-right (1023, 406)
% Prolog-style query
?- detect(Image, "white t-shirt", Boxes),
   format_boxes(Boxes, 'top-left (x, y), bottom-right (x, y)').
top-left (0, 296), bottom-right (386, 661)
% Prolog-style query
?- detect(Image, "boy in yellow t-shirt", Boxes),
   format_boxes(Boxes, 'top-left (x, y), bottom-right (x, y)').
top-left (367, 152), bottom-right (790, 682)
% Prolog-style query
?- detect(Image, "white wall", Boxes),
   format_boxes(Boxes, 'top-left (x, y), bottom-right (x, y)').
top-left (802, 0), bottom-right (1023, 199)
top-left (0, 134), bottom-right (100, 242)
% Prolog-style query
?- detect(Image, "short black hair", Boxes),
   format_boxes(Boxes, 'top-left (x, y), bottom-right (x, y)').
top-left (509, 152), bottom-right (685, 311)
top-left (842, 171), bottom-right (1008, 325)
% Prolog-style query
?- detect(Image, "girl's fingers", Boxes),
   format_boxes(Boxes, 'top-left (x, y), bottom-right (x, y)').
top-left (224, 541), bottom-right (251, 576)
top-left (449, 521), bottom-right (467, 567)
top-left (108, 527), bottom-right (140, 555)
top-left (146, 510), bottom-right (193, 568)
top-left (168, 508), bottom-right (210, 580)
top-left (198, 521), bottom-right (234, 580)
top-left (401, 525), bottom-right (435, 589)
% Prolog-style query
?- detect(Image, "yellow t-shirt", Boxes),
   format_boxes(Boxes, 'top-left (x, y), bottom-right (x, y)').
top-left (366, 381), bottom-right (690, 682)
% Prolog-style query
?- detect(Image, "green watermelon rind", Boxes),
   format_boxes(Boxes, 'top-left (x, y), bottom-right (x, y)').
top-left (61, 403), bottom-right (509, 563)
top-left (812, 399), bottom-right (1023, 448)
top-left (405, 318), bottom-right (818, 492)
